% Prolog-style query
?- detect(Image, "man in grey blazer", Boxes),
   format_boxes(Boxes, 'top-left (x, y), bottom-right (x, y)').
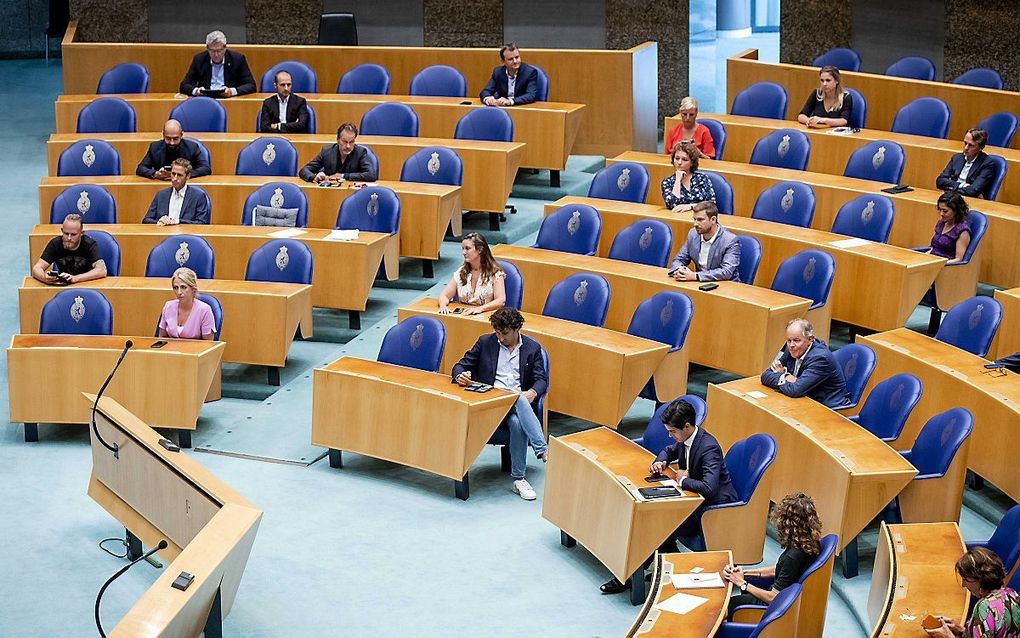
top-left (668, 202), bottom-right (742, 282)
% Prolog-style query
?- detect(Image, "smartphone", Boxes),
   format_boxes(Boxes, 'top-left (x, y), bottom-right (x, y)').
top-left (984, 362), bottom-right (1005, 369)
top-left (150, 340), bottom-right (169, 348)
top-left (161, 165), bottom-right (172, 172)
top-left (452, 307), bottom-right (464, 314)
top-left (46, 269), bottom-right (59, 278)
top-left (699, 283), bottom-right (719, 291)
top-left (644, 474), bottom-right (665, 483)
top-left (667, 269), bottom-right (679, 278)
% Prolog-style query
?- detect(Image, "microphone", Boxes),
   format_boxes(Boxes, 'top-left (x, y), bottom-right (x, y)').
top-left (91, 340), bottom-right (133, 458)
top-left (94, 539), bottom-right (168, 638)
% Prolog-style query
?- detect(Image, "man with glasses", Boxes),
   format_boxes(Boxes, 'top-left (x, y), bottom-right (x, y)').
top-left (180, 30), bottom-right (255, 98)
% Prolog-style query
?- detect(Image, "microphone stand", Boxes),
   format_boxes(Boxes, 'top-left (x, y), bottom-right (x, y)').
top-left (94, 539), bottom-right (168, 637)
top-left (91, 340), bottom-right (133, 458)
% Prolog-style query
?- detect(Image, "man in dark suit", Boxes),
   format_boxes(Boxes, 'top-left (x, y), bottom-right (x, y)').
top-left (141, 159), bottom-right (210, 226)
top-left (452, 308), bottom-right (548, 501)
top-left (259, 71), bottom-right (310, 134)
top-left (669, 202), bottom-right (742, 282)
top-left (480, 42), bottom-right (540, 107)
top-left (136, 119), bottom-right (211, 180)
top-left (760, 318), bottom-right (850, 409)
top-left (299, 122), bottom-right (377, 183)
top-left (936, 128), bottom-right (997, 199)
top-left (179, 30), bottom-right (255, 97)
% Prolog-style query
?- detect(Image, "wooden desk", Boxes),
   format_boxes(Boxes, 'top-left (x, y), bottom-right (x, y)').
top-left (704, 376), bottom-right (917, 555)
top-left (991, 288), bottom-right (1020, 361)
top-left (56, 92), bottom-right (584, 172)
top-left (48, 132), bottom-right (524, 213)
top-left (609, 151), bottom-right (1016, 289)
top-left (397, 298), bottom-right (675, 428)
top-left (60, 21), bottom-right (656, 156)
top-left (491, 244), bottom-right (813, 377)
top-left (543, 427), bottom-right (704, 605)
top-left (857, 328), bottom-right (1020, 502)
top-left (545, 196), bottom-right (945, 332)
top-left (867, 522), bottom-right (969, 638)
top-left (310, 356), bottom-right (518, 499)
top-left (19, 277), bottom-right (310, 369)
top-left (627, 551), bottom-right (733, 637)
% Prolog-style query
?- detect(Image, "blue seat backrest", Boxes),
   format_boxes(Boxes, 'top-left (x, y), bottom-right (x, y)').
top-left (534, 205), bottom-right (602, 255)
top-left (636, 394), bottom-right (707, 455)
top-left (77, 97), bottom-right (137, 133)
top-left (724, 433), bottom-right (776, 504)
top-left (235, 136), bottom-right (299, 177)
top-left (730, 82), bottom-right (788, 120)
top-left (97, 62), bottom-right (150, 93)
top-left (532, 65), bottom-right (550, 101)
top-left (853, 373), bottom-right (922, 440)
top-left (845, 88), bottom-right (867, 129)
top-left (832, 343), bottom-right (877, 407)
top-left (337, 63), bottom-right (391, 94)
top-left (935, 295), bottom-right (1002, 357)
top-left (541, 272), bottom-right (611, 328)
top-left (752, 583), bottom-right (803, 637)
top-left (86, 230), bottom-right (122, 277)
top-left (626, 291), bottom-right (694, 351)
top-left (57, 139), bottom-right (121, 177)
top-left (608, 219), bottom-right (673, 267)
top-left (587, 162), bottom-right (650, 203)
top-left (169, 96), bottom-right (227, 133)
top-left (885, 56), bottom-right (936, 81)
top-left (907, 408), bottom-right (973, 476)
top-left (377, 316), bottom-right (447, 372)
top-left (409, 65), bottom-right (467, 97)
top-left (399, 146), bottom-right (463, 186)
top-left (980, 505), bottom-right (1020, 574)
top-left (700, 119), bottom-right (726, 159)
top-left (812, 47), bottom-right (862, 72)
top-left (184, 137), bottom-right (211, 167)
top-left (144, 234), bottom-right (215, 279)
top-left (197, 293), bottom-right (223, 340)
top-left (770, 249), bottom-right (836, 310)
top-left (843, 140), bottom-right (905, 184)
top-left (831, 193), bottom-right (895, 243)
top-left (702, 171), bottom-right (733, 214)
top-left (891, 97), bottom-right (951, 139)
top-left (259, 60), bottom-right (318, 93)
top-left (50, 184), bottom-right (117, 224)
top-left (977, 112), bottom-right (1018, 148)
top-left (39, 289), bottom-right (113, 335)
top-left (244, 239), bottom-right (313, 285)
top-left (736, 235), bottom-right (762, 285)
top-left (335, 186), bottom-right (401, 235)
top-left (454, 108), bottom-right (514, 142)
top-left (952, 67), bottom-right (1003, 90)
top-left (801, 535), bottom-right (839, 584)
top-left (497, 260), bottom-right (523, 310)
top-left (749, 128), bottom-right (811, 171)
top-left (985, 157), bottom-right (1007, 202)
top-left (751, 181), bottom-right (816, 228)
top-left (241, 181), bottom-right (309, 227)
top-left (360, 102), bottom-right (419, 137)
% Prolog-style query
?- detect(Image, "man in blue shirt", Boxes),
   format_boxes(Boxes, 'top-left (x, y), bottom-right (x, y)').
top-left (760, 318), bottom-right (850, 408)
top-left (179, 30), bottom-right (255, 97)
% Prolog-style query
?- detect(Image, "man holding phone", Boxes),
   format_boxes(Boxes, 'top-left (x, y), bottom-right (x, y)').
top-left (136, 119), bottom-right (211, 180)
top-left (32, 214), bottom-right (107, 286)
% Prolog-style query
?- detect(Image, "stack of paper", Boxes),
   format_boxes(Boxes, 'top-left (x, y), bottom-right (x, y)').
top-left (267, 228), bottom-right (307, 239)
top-left (830, 237), bottom-right (872, 249)
top-left (654, 591), bottom-right (709, 615)
top-left (671, 572), bottom-right (726, 589)
top-left (325, 229), bottom-right (359, 241)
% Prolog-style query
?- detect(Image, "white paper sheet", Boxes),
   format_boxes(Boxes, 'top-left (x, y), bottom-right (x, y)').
top-left (325, 229), bottom-right (359, 241)
top-left (830, 237), bottom-right (872, 249)
top-left (671, 572), bottom-right (726, 589)
top-left (267, 228), bottom-right (307, 238)
top-left (654, 591), bottom-right (709, 615)
top-left (746, 391), bottom-right (768, 399)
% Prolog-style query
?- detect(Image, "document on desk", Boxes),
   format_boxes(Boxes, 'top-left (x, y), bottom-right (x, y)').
top-left (654, 591), bottom-right (709, 615)
top-left (829, 237), bottom-right (872, 249)
top-left (325, 229), bottom-right (359, 241)
top-left (267, 228), bottom-right (307, 239)
top-left (746, 391), bottom-right (768, 400)
top-left (671, 572), bottom-right (726, 589)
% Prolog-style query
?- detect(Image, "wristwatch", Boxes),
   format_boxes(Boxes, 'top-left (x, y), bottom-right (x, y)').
top-left (740, 582), bottom-right (748, 593)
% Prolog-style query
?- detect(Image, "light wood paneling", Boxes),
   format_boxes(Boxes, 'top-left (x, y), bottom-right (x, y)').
top-left (627, 551), bottom-right (733, 637)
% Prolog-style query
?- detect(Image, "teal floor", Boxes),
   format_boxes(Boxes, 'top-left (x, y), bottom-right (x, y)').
top-left (0, 59), bottom-right (1009, 637)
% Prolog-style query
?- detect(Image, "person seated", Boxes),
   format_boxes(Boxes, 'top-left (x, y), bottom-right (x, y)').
top-left (452, 308), bottom-right (548, 501)
top-left (760, 318), bottom-right (850, 409)
top-left (722, 492), bottom-right (822, 617)
top-left (936, 128), bottom-right (997, 200)
top-left (259, 70), bottom-right (310, 134)
top-left (179, 30), bottom-right (255, 97)
top-left (921, 191), bottom-right (971, 264)
top-left (668, 202), bottom-right (741, 282)
top-left (136, 119), bottom-right (211, 180)
top-left (299, 122), bottom-right (377, 184)
top-left (664, 96), bottom-right (716, 159)
top-left (141, 159), bottom-right (210, 226)
top-left (438, 233), bottom-right (506, 315)
top-left (797, 65), bottom-right (852, 129)
top-left (925, 547), bottom-right (1020, 638)
top-left (661, 141), bottom-right (716, 213)
top-left (158, 267), bottom-right (215, 340)
top-left (602, 397), bottom-right (739, 594)
top-left (31, 213), bottom-right (107, 286)
top-left (480, 42), bottom-right (539, 107)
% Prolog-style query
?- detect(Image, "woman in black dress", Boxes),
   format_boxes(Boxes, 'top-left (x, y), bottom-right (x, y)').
top-left (797, 65), bottom-right (852, 129)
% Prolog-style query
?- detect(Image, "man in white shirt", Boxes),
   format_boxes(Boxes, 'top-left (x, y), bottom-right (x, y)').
top-left (141, 159), bottom-right (210, 225)
top-left (668, 202), bottom-right (742, 282)
top-left (259, 71), bottom-right (311, 133)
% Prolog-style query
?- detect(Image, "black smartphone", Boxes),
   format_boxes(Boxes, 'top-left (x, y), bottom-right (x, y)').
top-left (644, 474), bottom-right (665, 483)
top-left (699, 283), bottom-right (719, 291)
top-left (667, 269), bottom-right (679, 278)
top-left (984, 362), bottom-right (1004, 369)
top-left (151, 340), bottom-right (169, 348)
top-left (452, 307), bottom-right (464, 314)
top-left (459, 101), bottom-right (472, 105)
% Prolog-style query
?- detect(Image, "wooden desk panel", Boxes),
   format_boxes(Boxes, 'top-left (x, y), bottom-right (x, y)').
top-left (18, 277), bottom-right (310, 367)
top-left (858, 328), bottom-right (1020, 501)
top-left (491, 244), bottom-right (812, 377)
top-left (627, 551), bottom-right (733, 638)
top-left (7, 335), bottom-right (222, 431)
top-left (48, 132), bottom-right (524, 213)
top-left (991, 288), bottom-right (1020, 361)
top-left (397, 298), bottom-right (674, 428)
top-left (704, 377), bottom-right (917, 553)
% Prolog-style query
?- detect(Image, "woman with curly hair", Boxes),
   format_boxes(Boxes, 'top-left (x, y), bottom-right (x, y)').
top-left (438, 232), bottom-right (506, 316)
top-left (925, 546), bottom-right (1020, 638)
top-left (722, 492), bottom-right (822, 617)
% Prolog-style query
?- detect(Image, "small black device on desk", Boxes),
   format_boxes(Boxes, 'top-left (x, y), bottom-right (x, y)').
top-left (638, 486), bottom-right (682, 499)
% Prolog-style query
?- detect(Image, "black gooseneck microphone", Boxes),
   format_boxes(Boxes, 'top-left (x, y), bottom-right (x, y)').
top-left (91, 340), bottom-right (133, 458)
top-left (94, 539), bottom-right (168, 638)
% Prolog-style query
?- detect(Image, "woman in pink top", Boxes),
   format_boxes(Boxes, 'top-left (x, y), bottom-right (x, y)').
top-left (158, 267), bottom-right (216, 340)
top-left (438, 232), bottom-right (506, 316)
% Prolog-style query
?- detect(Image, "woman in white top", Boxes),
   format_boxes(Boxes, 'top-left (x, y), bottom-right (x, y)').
top-left (438, 232), bottom-right (506, 315)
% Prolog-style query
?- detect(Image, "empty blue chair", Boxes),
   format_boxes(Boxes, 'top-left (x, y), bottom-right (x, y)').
top-left (831, 194), bottom-right (895, 243)
top-left (245, 239), bottom-right (313, 285)
top-left (377, 316), bottom-right (446, 372)
top-left (749, 129), bottom-right (811, 171)
top-left (399, 146), bottom-right (463, 186)
top-left (935, 296), bottom-right (1003, 357)
top-left (953, 68), bottom-right (1003, 90)
top-left (986, 155), bottom-right (1007, 202)
top-left (409, 65), bottom-right (467, 97)
top-left (587, 162), bottom-right (650, 203)
top-left (497, 260), bottom-right (523, 310)
top-left (185, 136), bottom-right (212, 168)
top-left (978, 112), bottom-right (1018, 148)
top-left (363, 144), bottom-right (380, 178)
top-left (770, 249), bottom-right (836, 310)
top-left (259, 61), bottom-right (317, 93)
top-left (335, 186), bottom-right (401, 235)
top-left (169, 96), bottom-right (227, 133)
top-left (533, 65), bottom-right (550, 101)
top-left (736, 235), bottom-right (762, 285)
top-left (50, 184), bottom-right (117, 224)
top-left (541, 272), bottom-right (611, 327)
top-left (57, 139), bottom-right (121, 177)
top-left (832, 343), bottom-right (877, 408)
top-left (359, 102), bottom-right (419, 137)
top-left (848, 373), bottom-right (922, 441)
top-left (627, 292), bottom-right (694, 402)
top-left (86, 230), bottom-right (121, 277)
top-left (39, 289), bottom-right (113, 335)
top-left (76, 97), bottom-right (136, 133)
top-left (144, 234), bottom-right (215, 279)
top-left (235, 137), bottom-right (299, 177)
top-left (812, 47), bottom-right (862, 72)
top-left (717, 583), bottom-right (803, 638)
top-left (730, 82), bottom-right (788, 120)
top-left (608, 219), bottom-right (673, 267)
top-left (252, 102), bottom-right (317, 134)
top-left (241, 181), bottom-right (309, 227)
top-left (845, 88), bottom-right (867, 129)
top-left (337, 63), bottom-right (391, 94)
top-left (454, 108), bottom-right (514, 142)
top-left (966, 504), bottom-right (1020, 576)
top-left (885, 56), bottom-right (936, 81)
top-left (533, 205), bottom-right (602, 256)
top-left (97, 62), bottom-right (149, 93)
top-left (196, 293), bottom-right (223, 340)
top-left (751, 181), bottom-right (816, 228)
top-left (633, 394), bottom-right (707, 455)
top-left (700, 118), bottom-right (726, 159)
top-left (703, 171), bottom-right (734, 214)
top-left (843, 140), bottom-right (905, 184)
top-left (891, 97), bottom-right (951, 138)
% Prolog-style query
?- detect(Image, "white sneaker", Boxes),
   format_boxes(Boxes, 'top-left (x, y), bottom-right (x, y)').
top-left (513, 479), bottom-right (537, 501)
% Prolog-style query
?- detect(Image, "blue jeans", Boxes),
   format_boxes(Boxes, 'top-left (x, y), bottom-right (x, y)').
top-left (508, 394), bottom-right (547, 480)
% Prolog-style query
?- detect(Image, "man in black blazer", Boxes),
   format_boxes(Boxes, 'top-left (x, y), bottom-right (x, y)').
top-left (299, 123), bottom-right (377, 183)
top-left (141, 159), bottom-right (210, 226)
top-left (480, 42), bottom-right (540, 107)
top-left (136, 119), bottom-right (211, 180)
top-left (259, 71), bottom-right (310, 134)
top-left (179, 30), bottom-right (255, 97)
top-left (936, 128), bottom-right (997, 199)
top-left (452, 308), bottom-right (548, 501)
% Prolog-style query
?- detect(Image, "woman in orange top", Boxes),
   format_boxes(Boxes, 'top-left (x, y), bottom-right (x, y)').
top-left (664, 96), bottom-right (716, 159)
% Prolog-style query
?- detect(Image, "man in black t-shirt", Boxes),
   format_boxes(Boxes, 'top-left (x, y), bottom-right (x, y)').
top-left (32, 214), bottom-right (107, 285)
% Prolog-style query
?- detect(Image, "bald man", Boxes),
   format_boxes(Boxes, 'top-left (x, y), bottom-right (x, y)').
top-left (136, 119), bottom-right (211, 180)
